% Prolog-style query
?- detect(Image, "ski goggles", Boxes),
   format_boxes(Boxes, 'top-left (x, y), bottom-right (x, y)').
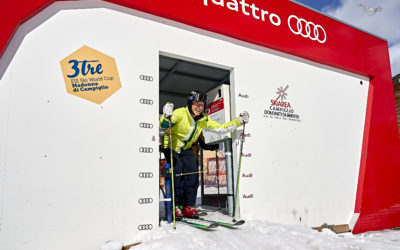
top-left (188, 92), bottom-right (208, 103)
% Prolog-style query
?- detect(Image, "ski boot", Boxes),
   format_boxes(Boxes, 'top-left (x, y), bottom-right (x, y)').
top-left (182, 206), bottom-right (199, 219)
top-left (175, 206), bottom-right (183, 221)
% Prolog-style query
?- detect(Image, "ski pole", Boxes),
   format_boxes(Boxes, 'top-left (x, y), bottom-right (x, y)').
top-left (233, 124), bottom-right (245, 222)
top-left (216, 149), bottom-right (221, 210)
top-left (169, 120), bottom-right (176, 229)
top-left (175, 170), bottom-right (207, 177)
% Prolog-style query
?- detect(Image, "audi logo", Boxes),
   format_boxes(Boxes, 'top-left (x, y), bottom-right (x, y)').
top-left (139, 147), bottom-right (153, 153)
top-left (138, 224), bottom-right (153, 230)
top-left (139, 172), bottom-right (154, 178)
top-left (140, 98), bottom-right (154, 105)
top-left (138, 198), bottom-right (154, 204)
top-left (139, 122), bottom-right (153, 129)
top-left (139, 75), bottom-right (154, 82)
top-left (288, 15), bottom-right (326, 44)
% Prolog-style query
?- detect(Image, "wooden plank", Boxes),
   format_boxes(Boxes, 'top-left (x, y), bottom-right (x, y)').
top-left (312, 224), bottom-right (350, 234)
top-left (123, 242), bottom-right (142, 250)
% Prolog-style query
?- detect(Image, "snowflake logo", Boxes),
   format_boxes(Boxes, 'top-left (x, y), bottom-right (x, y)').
top-left (275, 85), bottom-right (289, 101)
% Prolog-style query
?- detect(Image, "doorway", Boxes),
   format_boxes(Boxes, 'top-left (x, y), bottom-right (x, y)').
top-left (158, 53), bottom-right (235, 215)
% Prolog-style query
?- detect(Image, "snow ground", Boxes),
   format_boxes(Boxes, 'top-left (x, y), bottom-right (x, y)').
top-left (142, 189), bottom-right (400, 250)
top-left (127, 211), bottom-right (400, 250)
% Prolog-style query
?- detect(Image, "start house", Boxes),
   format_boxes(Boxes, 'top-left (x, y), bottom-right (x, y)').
top-left (0, 0), bottom-right (399, 249)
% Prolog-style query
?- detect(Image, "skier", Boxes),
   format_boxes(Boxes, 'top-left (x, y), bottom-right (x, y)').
top-left (160, 91), bottom-right (249, 219)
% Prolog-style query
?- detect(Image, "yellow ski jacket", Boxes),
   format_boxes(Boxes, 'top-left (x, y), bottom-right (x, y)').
top-left (160, 107), bottom-right (242, 153)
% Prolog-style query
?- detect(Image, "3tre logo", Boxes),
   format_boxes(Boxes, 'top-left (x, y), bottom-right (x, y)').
top-left (60, 45), bottom-right (121, 104)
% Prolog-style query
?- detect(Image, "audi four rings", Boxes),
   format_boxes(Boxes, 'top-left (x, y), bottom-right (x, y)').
top-left (139, 98), bottom-right (154, 105)
top-left (288, 15), bottom-right (326, 44)
top-left (139, 122), bottom-right (153, 129)
top-left (139, 75), bottom-right (154, 81)
top-left (138, 224), bottom-right (153, 230)
top-left (138, 198), bottom-right (153, 204)
top-left (139, 147), bottom-right (153, 153)
top-left (139, 172), bottom-right (154, 178)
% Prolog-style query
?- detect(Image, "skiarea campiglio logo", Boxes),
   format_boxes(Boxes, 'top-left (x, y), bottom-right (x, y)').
top-left (264, 85), bottom-right (301, 122)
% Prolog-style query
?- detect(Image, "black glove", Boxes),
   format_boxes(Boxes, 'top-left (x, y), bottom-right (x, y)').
top-left (162, 167), bottom-right (171, 178)
top-left (199, 138), bottom-right (219, 151)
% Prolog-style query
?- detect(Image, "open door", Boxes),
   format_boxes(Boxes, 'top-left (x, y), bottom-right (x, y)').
top-left (201, 84), bottom-right (235, 213)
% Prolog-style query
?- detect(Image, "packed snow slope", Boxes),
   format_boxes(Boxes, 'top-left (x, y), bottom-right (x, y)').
top-left (128, 212), bottom-right (400, 250)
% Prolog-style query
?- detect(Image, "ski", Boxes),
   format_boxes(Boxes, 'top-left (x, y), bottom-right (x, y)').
top-left (198, 211), bottom-right (208, 216)
top-left (198, 218), bottom-right (245, 228)
top-left (196, 209), bottom-right (215, 216)
top-left (178, 219), bottom-right (219, 230)
top-left (186, 216), bottom-right (245, 228)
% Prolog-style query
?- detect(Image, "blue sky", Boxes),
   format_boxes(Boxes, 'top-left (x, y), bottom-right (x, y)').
top-left (294, 0), bottom-right (400, 76)
top-left (294, 0), bottom-right (342, 11)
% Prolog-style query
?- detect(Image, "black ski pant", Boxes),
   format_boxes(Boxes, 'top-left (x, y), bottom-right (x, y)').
top-left (164, 148), bottom-right (199, 207)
